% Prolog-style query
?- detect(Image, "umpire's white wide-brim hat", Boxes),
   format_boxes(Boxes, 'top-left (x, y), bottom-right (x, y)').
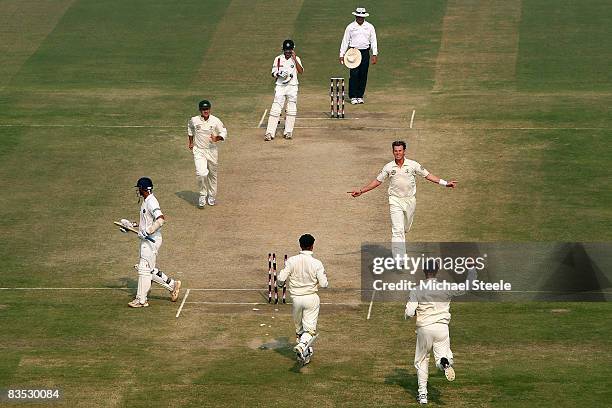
top-left (344, 48), bottom-right (362, 69)
top-left (352, 7), bottom-right (369, 17)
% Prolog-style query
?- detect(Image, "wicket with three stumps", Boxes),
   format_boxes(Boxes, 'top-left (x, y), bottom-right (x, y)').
top-left (268, 253), bottom-right (287, 304)
top-left (330, 77), bottom-right (345, 118)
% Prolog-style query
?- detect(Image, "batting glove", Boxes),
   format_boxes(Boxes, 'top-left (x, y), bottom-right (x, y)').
top-left (120, 219), bottom-right (134, 228)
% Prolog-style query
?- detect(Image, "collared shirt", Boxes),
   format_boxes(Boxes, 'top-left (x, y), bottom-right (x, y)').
top-left (271, 54), bottom-right (303, 86)
top-left (376, 158), bottom-right (430, 198)
top-left (139, 194), bottom-right (163, 239)
top-left (278, 250), bottom-right (329, 296)
top-left (187, 114), bottom-right (227, 150)
top-left (339, 20), bottom-right (378, 57)
top-left (405, 270), bottom-right (477, 327)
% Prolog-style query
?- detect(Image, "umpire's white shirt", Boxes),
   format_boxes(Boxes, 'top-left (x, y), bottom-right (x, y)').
top-left (339, 20), bottom-right (378, 56)
top-left (271, 54), bottom-right (303, 86)
top-left (377, 159), bottom-right (430, 198)
top-left (278, 251), bottom-right (328, 296)
top-left (187, 114), bottom-right (227, 150)
top-left (139, 194), bottom-right (163, 240)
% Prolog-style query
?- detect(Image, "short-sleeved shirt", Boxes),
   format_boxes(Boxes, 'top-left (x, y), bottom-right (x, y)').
top-left (187, 114), bottom-right (227, 150)
top-left (140, 194), bottom-right (163, 239)
top-left (271, 54), bottom-right (302, 86)
top-left (278, 251), bottom-right (329, 296)
top-left (376, 158), bottom-right (430, 198)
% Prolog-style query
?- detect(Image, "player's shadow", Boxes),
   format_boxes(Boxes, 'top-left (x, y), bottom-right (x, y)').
top-left (270, 337), bottom-right (303, 373)
top-left (175, 191), bottom-right (199, 207)
top-left (385, 368), bottom-right (443, 405)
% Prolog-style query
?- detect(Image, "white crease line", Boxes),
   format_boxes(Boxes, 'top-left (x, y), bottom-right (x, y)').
top-left (175, 288), bottom-right (190, 318)
top-left (410, 109), bottom-right (416, 129)
top-left (366, 290), bottom-right (376, 320)
top-left (295, 117), bottom-right (360, 120)
top-left (186, 301), bottom-right (358, 306)
top-left (0, 287), bottom-right (128, 290)
top-left (257, 109), bottom-right (268, 128)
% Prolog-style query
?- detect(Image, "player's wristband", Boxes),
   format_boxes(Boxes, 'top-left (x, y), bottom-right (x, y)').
top-left (439, 179), bottom-right (448, 186)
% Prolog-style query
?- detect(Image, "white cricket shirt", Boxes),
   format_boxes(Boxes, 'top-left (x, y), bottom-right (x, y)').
top-left (139, 194), bottom-right (163, 239)
top-left (187, 114), bottom-right (227, 150)
top-left (376, 158), bottom-right (430, 198)
top-left (278, 251), bottom-right (329, 296)
top-left (271, 54), bottom-right (303, 86)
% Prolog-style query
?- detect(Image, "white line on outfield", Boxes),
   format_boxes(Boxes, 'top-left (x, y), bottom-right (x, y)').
top-left (186, 301), bottom-right (357, 306)
top-left (175, 288), bottom-right (190, 318)
top-left (366, 290), bottom-right (376, 320)
top-left (410, 109), bottom-right (416, 129)
top-left (0, 287), bottom-right (129, 290)
top-left (257, 109), bottom-right (268, 128)
top-left (0, 124), bottom-right (180, 128)
top-left (1, 124), bottom-right (608, 130)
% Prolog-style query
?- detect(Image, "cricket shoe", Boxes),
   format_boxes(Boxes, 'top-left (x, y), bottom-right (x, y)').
top-left (294, 342), bottom-right (307, 363)
top-left (171, 280), bottom-right (182, 302)
top-left (264, 133), bottom-right (274, 141)
top-left (283, 132), bottom-right (293, 140)
top-left (207, 196), bottom-right (216, 206)
top-left (198, 196), bottom-right (206, 208)
top-left (417, 394), bottom-right (428, 405)
top-left (128, 299), bottom-right (149, 308)
top-left (357, 98), bottom-right (364, 104)
top-left (302, 347), bottom-right (314, 365)
top-left (350, 98), bottom-right (358, 105)
top-left (440, 357), bottom-right (455, 381)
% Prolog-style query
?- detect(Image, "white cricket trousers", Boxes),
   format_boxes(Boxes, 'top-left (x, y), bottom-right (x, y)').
top-left (389, 195), bottom-right (416, 257)
top-left (193, 146), bottom-right (218, 198)
top-left (292, 293), bottom-right (320, 335)
top-left (265, 84), bottom-right (298, 136)
top-left (136, 236), bottom-right (162, 303)
top-left (414, 323), bottom-right (454, 396)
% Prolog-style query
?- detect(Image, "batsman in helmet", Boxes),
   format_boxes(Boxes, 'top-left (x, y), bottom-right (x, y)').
top-left (119, 177), bottom-right (181, 307)
top-left (264, 39), bottom-right (304, 141)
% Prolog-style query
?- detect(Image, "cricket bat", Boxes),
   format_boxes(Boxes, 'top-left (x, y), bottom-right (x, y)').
top-left (113, 221), bottom-right (155, 243)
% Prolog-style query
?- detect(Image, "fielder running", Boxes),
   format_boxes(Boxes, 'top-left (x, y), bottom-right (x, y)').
top-left (277, 234), bottom-right (328, 365)
top-left (187, 100), bottom-right (228, 208)
top-left (348, 141), bottom-right (457, 257)
top-left (264, 39), bottom-right (304, 141)
top-left (120, 177), bottom-right (181, 308)
top-left (405, 261), bottom-right (476, 405)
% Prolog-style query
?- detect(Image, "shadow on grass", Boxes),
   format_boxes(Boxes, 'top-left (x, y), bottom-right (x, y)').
top-left (270, 336), bottom-right (304, 373)
top-left (176, 191), bottom-right (199, 207)
top-left (385, 368), bottom-right (443, 405)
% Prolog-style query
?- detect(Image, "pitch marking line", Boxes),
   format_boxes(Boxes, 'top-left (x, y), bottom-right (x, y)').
top-left (410, 110), bottom-right (416, 129)
top-left (366, 290), bottom-right (376, 320)
top-left (175, 288), bottom-right (190, 318)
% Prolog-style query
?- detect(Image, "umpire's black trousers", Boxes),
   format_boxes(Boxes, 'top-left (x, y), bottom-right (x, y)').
top-left (349, 48), bottom-right (371, 99)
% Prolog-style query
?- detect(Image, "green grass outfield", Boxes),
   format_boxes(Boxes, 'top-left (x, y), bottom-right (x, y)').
top-left (1, 0), bottom-right (611, 406)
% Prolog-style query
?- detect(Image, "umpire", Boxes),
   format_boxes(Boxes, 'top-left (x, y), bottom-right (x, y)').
top-left (339, 7), bottom-right (378, 105)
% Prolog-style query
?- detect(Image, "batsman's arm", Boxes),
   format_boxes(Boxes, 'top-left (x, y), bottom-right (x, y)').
top-left (425, 173), bottom-right (457, 188)
top-left (188, 135), bottom-right (194, 150)
top-left (292, 52), bottom-right (304, 74)
top-left (348, 179), bottom-right (382, 197)
top-left (145, 215), bottom-right (165, 235)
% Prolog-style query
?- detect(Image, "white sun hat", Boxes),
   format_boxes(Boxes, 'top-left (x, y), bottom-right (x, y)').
top-left (344, 48), bottom-right (362, 69)
top-left (352, 7), bottom-right (369, 17)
